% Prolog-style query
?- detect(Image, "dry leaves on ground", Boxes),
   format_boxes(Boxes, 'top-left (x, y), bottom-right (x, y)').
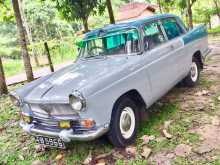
top-left (141, 145), bottom-right (152, 159)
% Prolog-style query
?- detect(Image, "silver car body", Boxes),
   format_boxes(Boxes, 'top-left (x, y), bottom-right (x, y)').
top-left (12, 14), bottom-right (210, 142)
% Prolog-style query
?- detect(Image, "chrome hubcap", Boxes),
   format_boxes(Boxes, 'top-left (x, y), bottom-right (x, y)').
top-left (191, 62), bottom-right (198, 82)
top-left (119, 107), bottom-right (135, 139)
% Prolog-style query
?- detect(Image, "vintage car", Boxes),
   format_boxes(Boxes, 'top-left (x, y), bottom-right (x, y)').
top-left (10, 14), bottom-right (210, 148)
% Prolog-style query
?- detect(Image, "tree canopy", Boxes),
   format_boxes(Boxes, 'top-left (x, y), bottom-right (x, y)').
top-left (53, 0), bottom-right (105, 32)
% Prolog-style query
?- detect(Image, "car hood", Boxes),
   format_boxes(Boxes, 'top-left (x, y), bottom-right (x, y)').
top-left (24, 56), bottom-right (132, 103)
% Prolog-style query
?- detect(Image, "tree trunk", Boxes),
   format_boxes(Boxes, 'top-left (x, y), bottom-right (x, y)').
top-left (12, 0), bottom-right (34, 82)
top-left (19, 0), bottom-right (40, 67)
top-left (187, 0), bottom-right (193, 29)
top-left (157, 0), bottom-right (162, 14)
top-left (106, 0), bottom-right (115, 24)
top-left (0, 57), bottom-right (8, 95)
top-left (82, 18), bottom-right (89, 33)
top-left (208, 15), bottom-right (212, 29)
top-left (213, 0), bottom-right (220, 20)
top-left (44, 42), bottom-right (54, 73)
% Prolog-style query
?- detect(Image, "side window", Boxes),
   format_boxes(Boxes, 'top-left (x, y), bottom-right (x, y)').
top-left (162, 18), bottom-right (184, 40)
top-left (143, 21), bottom-right (166, 50)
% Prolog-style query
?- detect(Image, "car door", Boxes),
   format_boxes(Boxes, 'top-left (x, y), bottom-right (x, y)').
top-left (160, 18), bottom-right (187, 79)
top-left (141, 19), bottom-right (183, 102)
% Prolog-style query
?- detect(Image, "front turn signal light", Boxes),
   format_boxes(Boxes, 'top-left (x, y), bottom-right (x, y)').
top-left (80, 119), bottom-right (95, 129)
top-left (59, 120), bottom-right (71, 129)
top-left (21, 114), bottom-right (33, 124)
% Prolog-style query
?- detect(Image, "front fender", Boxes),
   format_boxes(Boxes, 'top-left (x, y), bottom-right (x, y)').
top-left (79, 62), bottom-right (152, 126)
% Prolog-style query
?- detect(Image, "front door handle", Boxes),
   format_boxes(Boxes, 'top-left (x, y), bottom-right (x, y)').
top-left (170, 45), bottom-right (175, 49)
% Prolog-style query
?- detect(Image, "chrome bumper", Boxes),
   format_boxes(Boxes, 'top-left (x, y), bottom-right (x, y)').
top-left (20, 121), bottom-right (109, 142)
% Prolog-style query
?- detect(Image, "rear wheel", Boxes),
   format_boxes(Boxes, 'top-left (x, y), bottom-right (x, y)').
top-left (183, 57), bottom-right (201, 87)
top-left (107, 97), bottom-right (139, 147)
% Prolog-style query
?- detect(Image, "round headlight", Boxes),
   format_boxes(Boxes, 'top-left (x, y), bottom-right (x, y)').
top-left (69, 91), bottom-right (86, 112)
top-left (9, 94), bottom-right (21, 107)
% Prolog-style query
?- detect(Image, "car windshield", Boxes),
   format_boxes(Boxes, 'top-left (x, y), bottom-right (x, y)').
top-left (77, 28), bottom-right (140, 58)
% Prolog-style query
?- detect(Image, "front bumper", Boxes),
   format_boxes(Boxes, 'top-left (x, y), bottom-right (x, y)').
top-left (20, 121), bottom-right (109, 142)
top-left (203, 48), bottom-right (212, 62)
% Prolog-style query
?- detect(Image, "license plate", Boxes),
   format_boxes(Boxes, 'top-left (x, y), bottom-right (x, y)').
top-left (35, 136), bottom-right (66, 149)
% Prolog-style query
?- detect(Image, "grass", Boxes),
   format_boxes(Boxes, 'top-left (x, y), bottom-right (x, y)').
top-left (2, 53), bottom-right (77, 78)
top-left (3, 59), bottom-right (24, 77)
top-left (2, 38), bottom-right (78, 78)
top-left (0, 70), bottom-right (219, 164)
top-left (0, 84), bottom-right (180, 164)
top-left (208, 26), bottom-right (220, 34)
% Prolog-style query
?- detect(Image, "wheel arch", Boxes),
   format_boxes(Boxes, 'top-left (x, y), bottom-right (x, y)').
top-left (112, 89), bottom-right (147, 112)
top-left (193, 50), bottom-right (203, 69)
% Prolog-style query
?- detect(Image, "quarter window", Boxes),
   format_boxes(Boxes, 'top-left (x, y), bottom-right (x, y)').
top-left (143, 22), bottom-right (166, 50)
top-left (162, 18), bottom-right (184, 40)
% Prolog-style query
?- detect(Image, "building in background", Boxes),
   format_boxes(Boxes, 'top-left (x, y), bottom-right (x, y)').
top-left (116, 2), bottom-right (157, 22)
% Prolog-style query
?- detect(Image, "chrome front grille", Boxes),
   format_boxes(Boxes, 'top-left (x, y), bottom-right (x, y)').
top-left (30, 104), bottom-right (59, 128)
top-left (28, 104), bottom-right (93, 133)
top-left (33, 114), bottom-right (58, 127)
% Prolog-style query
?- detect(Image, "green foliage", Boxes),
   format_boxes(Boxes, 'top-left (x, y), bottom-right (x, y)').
top-left (53, 0), bottom-right (106, 32)
top-left (54, 0), bottom-right (105, 22)
top-left (0, 0), bottom-right (14, 22)
top-left (208, 26), bottom-right (220, 34)
top-left (24, 0), bottom-right (74, 42)
top-left (2, 59), bottom-right (24, 77)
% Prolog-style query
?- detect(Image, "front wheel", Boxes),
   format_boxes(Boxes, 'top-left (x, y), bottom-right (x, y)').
top-left (107, 97), bottom-right (139, 147)
top-left (183, 57), bottom-right (201, 87)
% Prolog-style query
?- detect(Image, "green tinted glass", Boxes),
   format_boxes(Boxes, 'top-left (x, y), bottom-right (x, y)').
top-left (144, 23), bottom-right (160, 36)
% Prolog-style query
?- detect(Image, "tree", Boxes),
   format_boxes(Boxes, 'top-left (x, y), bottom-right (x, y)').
top-left (186, 0), bottom-right (197, 28)
top-left (106, 0), bottom-right (115, 24)
top-left (0, 57), bottom-right (8, 95)
top-left (12, 0), bottom-right (34, 81)
top-left (157, 0), bottom-right (163, 13)
top-left (19, 0), bottom-right (40, 67)
top-left (54, 0), bottom-right (105, 32)
top-left (213, 0), bottom-right (220, 20)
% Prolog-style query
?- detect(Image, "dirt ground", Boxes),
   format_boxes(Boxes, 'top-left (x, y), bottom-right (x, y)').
top-left (145, 36), bottom-right (220, 165)
top-left (1, 36), bottom-right (220, 165)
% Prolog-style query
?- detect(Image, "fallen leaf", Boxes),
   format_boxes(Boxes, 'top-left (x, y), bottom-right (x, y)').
top-left (55, 153), bottom-right (64, 161)
top-left (175, 144), bottom-right (191, 157)
top-left (31, 160), bottom-right (46, 165)
top-left (166, 153), bottom-right (175, 159)
top-left (211, 116), bottom-right (220, 126)
top-left (141, 145), bottom-right (152, 159)
top-left (162, 129), bottom-right (172, 139)
top-left (18, 154), bottom-right (24, 161)
top-left (164, 120), bottom-right (172, 129)
top-left (95, 151), bottom-right (113, 160)
top-left (195, 90), bottom-right (209, 96)
top-left (112, 151), bottom-right (124, 159)
top-left (35, 144), bottom-right (46, 153)
top-left (0, 127), bottom-right (5, 133)
top-left (218, 96), bottom-right (220, 101)
top-left (96, 159), bottom-right (106, 165)
top-left (141, 135), bottom-right (155, 144)
top-left (83, 151), bottom-right (92, 165)
top-left (125, 145), bottom-right (137, 156)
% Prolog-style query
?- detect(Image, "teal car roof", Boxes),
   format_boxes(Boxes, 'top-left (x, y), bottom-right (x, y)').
top-left (85, 14), bottom-right (178, 39)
